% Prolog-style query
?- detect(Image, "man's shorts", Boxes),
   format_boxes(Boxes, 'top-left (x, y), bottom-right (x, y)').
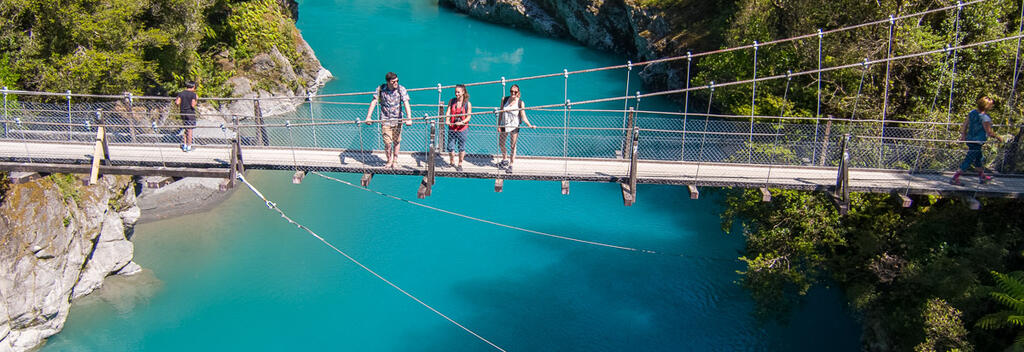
top-left (382, 124), bottom-right (403, 145)
top-left (182, 113), bottom-right (197, 127)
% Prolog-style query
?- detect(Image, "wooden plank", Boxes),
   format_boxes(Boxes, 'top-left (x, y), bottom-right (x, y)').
top-left (561, 180), bottom-right (569, 195)
top-left (687, 185), bottom-right (699, 200)
top-left (292, 170), bottom-right (307, 184)
top-left (759, 187), bottom-right (771, 202)
top-left (361, 173), bottom-right (373, 187)
top-left (8, 172), bottom-right (40, 184)
top-left (494, 179), bottom-right (503, 193)
top-left (89, 126), bottom-right (106, 185)
top-left (620, 183), bottom-right (634, 206)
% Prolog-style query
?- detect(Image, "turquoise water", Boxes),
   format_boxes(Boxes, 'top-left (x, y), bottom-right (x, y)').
top-left (43, 1), bottom-right (860, 351)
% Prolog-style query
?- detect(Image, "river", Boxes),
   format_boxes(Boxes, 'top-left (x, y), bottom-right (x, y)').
top-left (43, 1), bottom-right (860, 351)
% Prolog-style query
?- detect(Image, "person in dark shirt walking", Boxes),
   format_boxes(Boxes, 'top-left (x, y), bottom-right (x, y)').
top-left (175, 81), bottom-right (198, 152)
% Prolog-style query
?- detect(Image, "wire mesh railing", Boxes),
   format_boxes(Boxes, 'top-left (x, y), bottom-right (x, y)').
top-left (0, 90), bottom-right (1011, 176)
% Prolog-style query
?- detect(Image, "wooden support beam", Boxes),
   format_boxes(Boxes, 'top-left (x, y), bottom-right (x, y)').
top-left (687, 185), bottom-right (699, 200)
top-left (561, 180), bottom-right (569, 195)
top-left (227, 138), bottom-right (244, 189)
top-left (360, 173), bottom-right (373, 187)
top-left (620, 183), bottom-right (635, 206)
top-left (88, 125), bottom-right (109, 185)
top-left (292, 170), bottom-right (308, 184)
top-left (417, 176), bottom-right (432, 199)
top-left (896, 193), bottom-right (912, 208)
top-left (9, 172), bottom-right (40, 184)
top-left (965, 196), bottom-right (981, 210)
top-left (759, 187), bottom-right (771, 202)
top-left (494, 179), bottom-right (503, 193)
top-left (145, 176), bottom-right (175, 189)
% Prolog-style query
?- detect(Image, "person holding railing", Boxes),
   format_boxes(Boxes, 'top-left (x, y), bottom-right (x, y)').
top-left (175, 81), bottom-right (198, 151)
top-left (497, 84), bottom-right (534, 173)
top-left (446, 84), bottom-right (472, 171)
top-left (951, 96), bottom-right (1004, 185)
top-left (365, 72), bottom-right (413, 168)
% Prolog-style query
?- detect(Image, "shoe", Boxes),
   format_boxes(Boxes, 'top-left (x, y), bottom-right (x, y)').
top-left (499, 160), bottom-right (509, 167)
top-left (184, 145), bottom-right (193, 152)
top-left (980, 174), bottom-right (993, 184)
top-left (505, 165), bottom-right (513, 174)
top-left (950, 178), bottom-right (963, 186)
top-left (181, 144), bottom-right (187, 151)
top-left (455, 165), bottom-right (463, 172)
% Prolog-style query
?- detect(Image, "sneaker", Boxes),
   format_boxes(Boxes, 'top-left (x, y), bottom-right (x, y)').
top-left (185, 145), bottom-right (193, 152)
top-left (455, 165), bottom-right (463, 172)
top-left (950, 178), bottom-right (963, 186)
top-left (498, 160), bottom-right (509, 167)
top-left (505, 164), bottom-right (513, 174)
top-left (980, 174), bottom-right (993, 184)
top-left (181, 144), bottom-right (187, 151)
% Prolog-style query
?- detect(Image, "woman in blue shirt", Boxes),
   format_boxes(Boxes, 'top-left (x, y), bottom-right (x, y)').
top-left (951, 96), bottom-right (1004, 185)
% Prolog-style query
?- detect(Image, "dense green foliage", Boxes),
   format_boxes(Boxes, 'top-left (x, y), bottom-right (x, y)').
top-left (977, 271), bottom-right (1024, 349)
top-left (723, 189), bottom-right (1024, 350)
top-left (681, 0), bottom-right (1024, 350)
top-left (0, 0), bottom-right (301, 97)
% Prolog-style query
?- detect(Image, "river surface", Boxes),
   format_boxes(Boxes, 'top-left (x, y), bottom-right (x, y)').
top-left (43, 1), bottom-right (860, 351)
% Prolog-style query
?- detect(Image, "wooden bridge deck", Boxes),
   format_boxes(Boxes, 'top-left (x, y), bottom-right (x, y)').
top-left (0, 140), bottom-right (1021, 198)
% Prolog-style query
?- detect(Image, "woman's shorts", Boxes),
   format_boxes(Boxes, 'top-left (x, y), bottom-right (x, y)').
top-left (447, 129), bottom-right (467, 152)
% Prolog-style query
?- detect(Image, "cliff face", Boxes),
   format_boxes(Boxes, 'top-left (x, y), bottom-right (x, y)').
top-left (439, 0), bottom-right (725, 93)
top-left (0, 175), bottom-right (141, 351)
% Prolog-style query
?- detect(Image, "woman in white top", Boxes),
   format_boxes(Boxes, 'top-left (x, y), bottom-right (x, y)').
top-left (496, 84), bottom-right (535, 173)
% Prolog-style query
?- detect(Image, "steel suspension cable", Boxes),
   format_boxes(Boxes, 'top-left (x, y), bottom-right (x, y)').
top-left (311, 172), bottom-right (737, 261)
top-left (234, 174), bottom-right (506, 352)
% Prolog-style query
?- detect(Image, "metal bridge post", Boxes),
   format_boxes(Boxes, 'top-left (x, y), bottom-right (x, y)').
top-left (563, 69), bottom-right (569, 162)
top-left (749, 40), bottom-right (759, 164)
top-left (681, 52), bottom-right (691, 161)
top-left (308, 92), bottom-right (317, 147)
top-left (66, 90), bottom-right (73, 141)
top-left (623, 61), bottom-right (632, 139)
top-left (624, 107), bottom-right (635, 159)
top-left (2, 87), bottom-right (7, 138)
top-left (813, 29), bottom-right (822, 164)
top-left (437, 83), bottom-right (445, 153)
top-left (253, 98), bottom-right (269, 146)
top-left (126, 92), bottom-right (137, 143)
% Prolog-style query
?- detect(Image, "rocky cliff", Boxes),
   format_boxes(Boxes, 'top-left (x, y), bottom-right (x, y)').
top-left (0, 175), bottom-right (141, 351)
top-left (439, 0), bottom-right (729, 93)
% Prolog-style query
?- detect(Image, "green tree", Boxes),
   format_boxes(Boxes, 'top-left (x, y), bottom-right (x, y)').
top-left (977, 271), bottom-right (1024, 351)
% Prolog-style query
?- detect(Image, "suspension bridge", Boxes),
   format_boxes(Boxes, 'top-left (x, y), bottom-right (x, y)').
top-left (1, 0), bottom-right (1023, 212)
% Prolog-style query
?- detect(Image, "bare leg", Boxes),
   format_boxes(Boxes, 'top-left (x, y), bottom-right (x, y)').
top-left (509, 131), bottom-right (520, 165)
top-left (392, 140), bottom-right (401, 168)
top-left (498, 131), bottom-right (508, 163)
top-left (384, 142), bottom-right (394, 167)
top-left (449, 151), bottom-right (455, 166)
top-left (186, 128), bottom-right (194, 146)
top-left (458, 151), bottom-right (465, 166)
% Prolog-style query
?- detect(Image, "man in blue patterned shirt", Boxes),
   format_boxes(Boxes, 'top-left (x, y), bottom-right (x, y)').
top-left (365, 72), bottom-right (412, 168)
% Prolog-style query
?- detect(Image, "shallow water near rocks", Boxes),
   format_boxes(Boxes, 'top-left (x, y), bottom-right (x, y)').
top-left (43, 1), bottom-right (860, 351)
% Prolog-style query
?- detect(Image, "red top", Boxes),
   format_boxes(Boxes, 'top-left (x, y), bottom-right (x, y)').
top-left (448, 98), bottom-right (468, 132)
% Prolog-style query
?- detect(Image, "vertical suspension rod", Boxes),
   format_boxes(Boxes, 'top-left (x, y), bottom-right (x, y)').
top-left (813, 29), bottom-right (823, 163)
top-left (946, 2), bottom-right (964, 124)
top-left (749, 41), bottom-right (759, 163)
top-left (681, 52), bottom-right (692, 161)
top-left (67, 90), bottom-right (72, 141)
top-left (1010, 0), bottom-right (1024, 111)
top-left (881, 15), bottom-right (895, 141)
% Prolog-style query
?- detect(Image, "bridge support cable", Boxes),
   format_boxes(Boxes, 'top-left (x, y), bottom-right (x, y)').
top-left (309, 172), bottom-right (739, 261)
top-left (814, 29), bottom-right (823, 165)
top-left (681, 53), bottom-right (692, 161)
top-left (833, 134), bottom-right (852, 215)
top-left (622, 61), bottom-right (632, 142)
top-left (66, 91), bottom-right (72, 141)
top-left (946, 2), bottom-right (965, 126)
top-left (562, 69), bottom-right (569, 176)
top-left (749, 41), bottom-right (759, 164)
top-left (695, 83), bottom-right (715, 184)
top-left (1014, 0), bottom-right (1024, 111)
top-left (419, 116), bottom-right (437, 199)
top-left (880, 15), bottom-right (896, 166)
top-left (233, 174), bottom-right (507, 352)
top-left (765, 71), bottom-right (792, 189)
top-left (308, 92), bottom-right (318, 148)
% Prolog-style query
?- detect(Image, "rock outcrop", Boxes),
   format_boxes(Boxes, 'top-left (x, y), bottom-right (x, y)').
top-left (439, 0), bottom-right (719, 93)
top-left (0, 175), bottom-right (140, 351)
